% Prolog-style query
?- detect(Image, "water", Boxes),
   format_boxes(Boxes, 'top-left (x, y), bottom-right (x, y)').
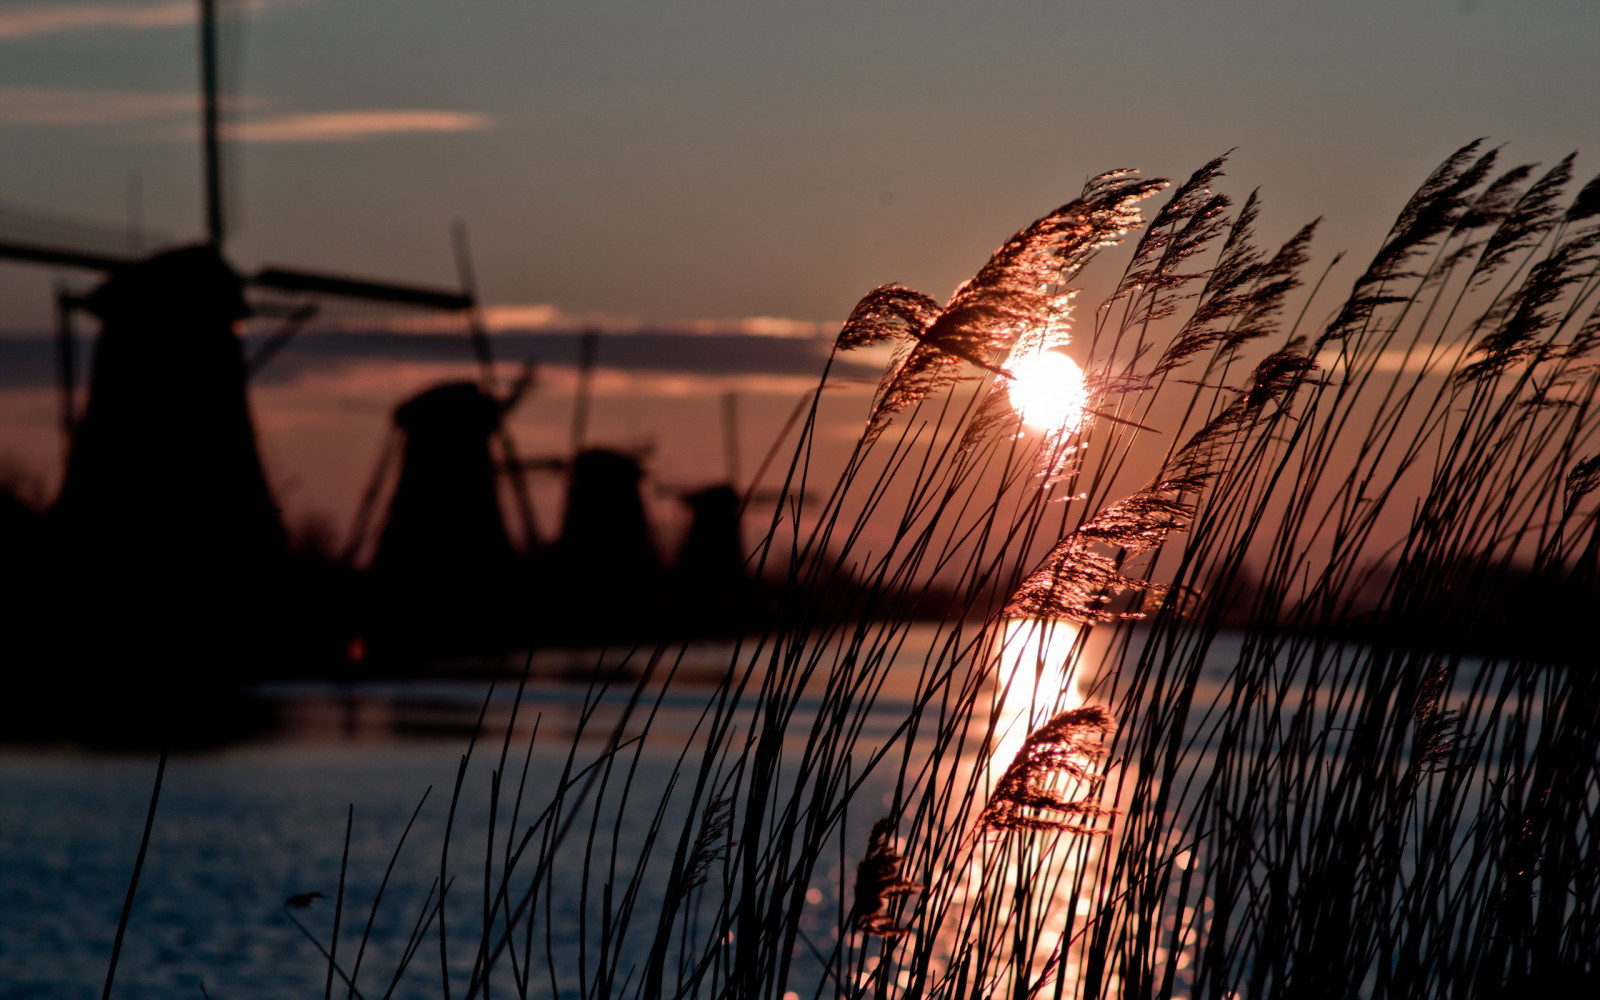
top-left (1, 633), bottom-right (938, 1000)
top-left (2, 627), bottom-right (1558, 999)
top-left (3, 742), bottom-right (482, 999)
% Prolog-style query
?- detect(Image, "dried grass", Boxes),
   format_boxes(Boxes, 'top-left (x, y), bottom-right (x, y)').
top-left (160, 143), bottom-right (1600, 999)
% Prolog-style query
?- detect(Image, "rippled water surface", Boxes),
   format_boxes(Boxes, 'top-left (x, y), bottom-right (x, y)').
top-left (5, 628), bottom-right (1520, 999)
top-left (2, 654), bottom-right (927, 1000)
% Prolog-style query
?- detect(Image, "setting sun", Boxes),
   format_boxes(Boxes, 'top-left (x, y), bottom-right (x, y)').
top-left (1006, 347), bottom-right (1089, 433)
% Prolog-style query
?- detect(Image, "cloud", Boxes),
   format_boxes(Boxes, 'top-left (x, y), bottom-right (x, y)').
top-left (1315, 344), bottom-right (1472, 378)
top-left (326, 302), bottom-right (841, 341)
top-left (314, 302), bottom-right (844, 342)
top-left (1, 89), bottom-right (487, 145)
top-left (230, 110), bottom-right (493, 143)
top-left (0, 87), bottom-right (197, 125)
top-left (261, 357), bottom-right (837, 409)
top-left (0, 0), bottom-right (306, 41)
top-left (241, 329), bottom-right (877, 387)
top-left (480, 304), bottom-right (565, 331)
top-left (0, 319), bottom-right (879, 396)
top-left (0, 2), bottom-right (194, 40)
top-left (680, 315), bottom-right (839, 339)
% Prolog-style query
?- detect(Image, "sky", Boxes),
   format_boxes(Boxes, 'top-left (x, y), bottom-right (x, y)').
top-left (2, 0), bottom-right (1598, 538)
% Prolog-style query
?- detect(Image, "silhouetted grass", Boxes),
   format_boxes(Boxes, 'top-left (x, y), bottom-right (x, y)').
top-left (130, 142), bottom-right (1599, 999)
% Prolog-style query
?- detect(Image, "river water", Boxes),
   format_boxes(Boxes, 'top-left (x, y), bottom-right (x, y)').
top-left (3, 626), bottom-right (1538, 1000)
top-left (1, 633), bottom-right (941, 1000)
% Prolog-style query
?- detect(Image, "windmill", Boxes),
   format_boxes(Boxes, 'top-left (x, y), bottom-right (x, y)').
top-left (0, 0), bottom-right (495, 684)
top-left (0, 1), bottom-right (478, 424)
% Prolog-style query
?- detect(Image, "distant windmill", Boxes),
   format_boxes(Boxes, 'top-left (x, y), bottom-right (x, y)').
top-left (0, 0), bottom-right (483, 674)
top-left (0, 1), bottom-right (476, 423)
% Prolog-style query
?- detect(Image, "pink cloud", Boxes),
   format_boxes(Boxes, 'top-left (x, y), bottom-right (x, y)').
top-left (230, 110), bottom-right (493, 143)
top-left (0, 0), bottom-right (305, 40)
top-left (0, 2), bottom-right (194, 40)
top-left (315, 303), bottom-right (840, 340)
top-left (681, 315), bottom-right (837, 339)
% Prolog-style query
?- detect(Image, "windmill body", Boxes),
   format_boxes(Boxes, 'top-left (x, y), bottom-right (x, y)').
top-left (531, 448), bottom-right (665, 641)
top-left (362, 381), bottom-right (529, 662)
top-left (53, 245), bottom-right (286, 578)
top-left (371, 382), bottom-right (517, 583)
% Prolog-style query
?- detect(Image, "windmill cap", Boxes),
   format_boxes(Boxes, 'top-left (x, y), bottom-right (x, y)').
top-left (85, 244), bottom-right (250, 325)
top-left (393, 381), bottom-right (501, 434)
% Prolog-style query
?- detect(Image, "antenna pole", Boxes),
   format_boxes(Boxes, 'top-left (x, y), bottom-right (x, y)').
top-left (199, 0), bottom-right (224, 248)
top-left (721, 391), bottom-right (741, 486)
top-left (54, 285), bottom-right (79, 463)
top-left (451, 222), bottom-right (541, 551)
top-left (127, 171), bottom-right (144, 254)
top-left (571, 329), bottom-right (598, 457)
top-left (451, 222), bottom-right (495, 384)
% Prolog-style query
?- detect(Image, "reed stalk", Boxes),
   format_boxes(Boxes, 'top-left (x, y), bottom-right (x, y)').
top-left (261, 143), bottom-right (1600, 999)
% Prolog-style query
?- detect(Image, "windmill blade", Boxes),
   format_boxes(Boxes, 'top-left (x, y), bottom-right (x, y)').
top-left (0, 238), bottom-right (135, 275)
top-left (341, 424), bottom-right (403, 568)
top-left (740, 386), bottom-right (822, 515)
top-left (571, 328), bottom-right (600, 457)
top-left (721, 391), bottom-right (741, 487)
top-left (451, 222), bottom-right (497, 381)
top-left (250, 265), bottom-right (473, 312)
top-left (54, 287), bottom-right (88, 460)
top-left (244, 302), bottom-right (319, 378)
top-left (0, 239), bottom-right (473, 318)
top-left (500, 357), bottom-right (539, 413)
top-left (0, 201), bottom-right (162, 267)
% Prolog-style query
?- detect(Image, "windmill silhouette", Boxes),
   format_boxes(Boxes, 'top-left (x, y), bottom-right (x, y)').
top-left (0, 1), bottom-right (490, 704)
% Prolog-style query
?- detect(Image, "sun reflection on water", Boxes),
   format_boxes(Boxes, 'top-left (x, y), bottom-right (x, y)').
top-left (880, 617), bottom-right (1106, 997)
top-left (989, 617), bottom-right (1085, 773)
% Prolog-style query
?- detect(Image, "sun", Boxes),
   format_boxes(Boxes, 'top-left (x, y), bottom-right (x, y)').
top-left (1006, 347), bottom-right (1089, 433)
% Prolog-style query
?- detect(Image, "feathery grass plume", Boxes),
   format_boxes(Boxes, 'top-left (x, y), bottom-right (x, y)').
top-left (1121, 155), bottom-right (1231, 280)
top-left (956, 288), bottom-right (1081, 455)
top-left (1564, 455), bottom-right (1600, 507)
top-left (1565, 171), bottom-right (1600, 223)
top-left (1469, 153), bottom-right (1575, 287)
top-left (1561, 306), bottom-right (1600, 364)
top-left (1160, 349), bottom-right (1319, 483)
top-left (848, 818), bottom-right (922, 938)
top-left (1412, 665), bottom-right (1471, 774)
top-left (1111, 154), bottom-right (1234, 330)
top-left (1148, 192), bottom-right (1318, 377)
top-left (1003, 538), bottom-right (1167, 624)
top-left (1075, 493), bottom-right (1196, 554)
top-left (250, 145), bottom-right (1600, 1000)
top-left (1455, 163), bottom-right (1539, 237)
top-left (675, 794), bottom-right (734, 902)
top-left (1557, 454), bottom-right (1600, 577)
top-left (1321, 140), bottom-right (1497, 345)
top-left (849, 169), bottom-right (1166, 436)
top-left (833, 284), bottom-right (944, 351)
top-left (1430, 162), bottom-right (1539, 281)
top-left (1005, 349), bottom-right (1317, 623)
top-left (1457, 228), bottom-right (1600, 384)
top-left (955, 378), bottom-right (1024, 455)
top-left (1220, 219), bottom-right (1318, 353)
top-left (981, 706), bottom-right (1117, 832)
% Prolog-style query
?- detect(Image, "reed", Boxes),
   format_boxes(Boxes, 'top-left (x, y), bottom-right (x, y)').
top-left (249, 142), bottom-right (1600, 999)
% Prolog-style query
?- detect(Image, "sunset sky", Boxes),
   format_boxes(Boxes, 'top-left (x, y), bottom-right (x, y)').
top-left (2, 0), bottom-right (1597, 537)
